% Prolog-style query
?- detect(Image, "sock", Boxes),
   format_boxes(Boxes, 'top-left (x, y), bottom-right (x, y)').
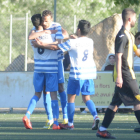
top-left (59, 91), bottom-right (68, 119)
top-left (99, 126), bottom-right (107, 131)
top-left (25, 112), bottom-right (30, 119)
top-left (102, 108), bottom-right (115, 128)
top-left (86, 100), bottom-right (97, 118)
top-left (67, 103), bottom-right (75, 123)
top-left (134, 110), bottom-right (140, 124)
top-left (54, 120), bottom-right (59, 126)
top-left (26, 95), bottom-right (39, 119)
top-left (51, 100), bottom-right (59, 119)
top-left (43, 93), bottom-right (53, 120)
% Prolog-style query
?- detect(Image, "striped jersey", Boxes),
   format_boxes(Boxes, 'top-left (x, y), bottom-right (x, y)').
top-left (31, 22), bottom-right (64, 73)
top-left (58, 37), bottom-right (97, 80)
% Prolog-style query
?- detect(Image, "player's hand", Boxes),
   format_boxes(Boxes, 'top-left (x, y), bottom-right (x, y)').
top-left (116, 77), bottom-right (123, 88)
top-left (70, 34), bottom-right (78, 39)
top-left (32, 38), bottom-right (43, 48)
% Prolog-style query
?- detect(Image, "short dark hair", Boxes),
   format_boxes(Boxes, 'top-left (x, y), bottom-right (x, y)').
top-left (31, 14), bottom-right (42, 28)
top-left (42, 10), bottom-right (52, 18)
top-left (78, 20), bottom-right (91, 36)
top-left (122, 8), bottom-right (136, 23)
top-left (135, 32), bottom-right (140, 39)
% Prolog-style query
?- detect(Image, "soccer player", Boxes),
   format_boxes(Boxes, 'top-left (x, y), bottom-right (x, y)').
top-left (22, 13), bottom-right (57, 129)
top-left (34, 20), bottom-right (100, 130)
top-left (31, 10), bottom-right (68, 129)
top-left (95, 8), bottom-right (140, 139)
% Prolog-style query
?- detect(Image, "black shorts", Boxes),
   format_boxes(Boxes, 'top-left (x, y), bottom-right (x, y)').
top-left (110, 79), bottom-right (140, 106)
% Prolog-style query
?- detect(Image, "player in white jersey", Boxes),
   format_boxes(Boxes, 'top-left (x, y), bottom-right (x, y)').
top-left (22, 14), bottom-right (61, 129)
top-left (30, 10), bottom-right (68, 130)
top-left (34, 20), bottom-right (100, 130)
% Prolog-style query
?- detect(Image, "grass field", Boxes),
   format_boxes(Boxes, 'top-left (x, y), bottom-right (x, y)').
top-left (0, 112), bottom-right (140, 140)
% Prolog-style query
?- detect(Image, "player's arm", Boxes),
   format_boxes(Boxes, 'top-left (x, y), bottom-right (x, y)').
top-left (62, 28), bottom-right (69, 39)
top-left (32, 38), bottom-right (59, 50)
top-left (134, 44), bottom-right (140, 57)
top-left (115, 53), bottom-right (123, 88)
top-left (28, 29), bottom-right (57, 40)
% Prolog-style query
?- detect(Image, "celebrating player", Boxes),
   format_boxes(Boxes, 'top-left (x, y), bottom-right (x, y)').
top-left (30, 10), bottom-right (69, 130)
top-left (34, 19), bottom-right (100, 130)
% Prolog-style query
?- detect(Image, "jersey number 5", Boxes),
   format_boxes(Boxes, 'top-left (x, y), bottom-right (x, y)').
top-left (82, 50), bottom-right (88, 61)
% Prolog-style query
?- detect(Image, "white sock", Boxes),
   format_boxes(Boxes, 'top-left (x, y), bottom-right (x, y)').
top-left (68, 122), bottom-right (73, 126)
top-left (99, 126), bottom-right (107, 131)
top-left (93, 115), bottom-right (98, 120)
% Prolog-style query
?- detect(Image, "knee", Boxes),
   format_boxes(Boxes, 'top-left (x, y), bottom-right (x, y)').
top-left (35, 92), bottom-right (41, 99)
top-left (108, 105), bottom-right (118, 112)
top-left (58, 83), bottom-right (64, 93)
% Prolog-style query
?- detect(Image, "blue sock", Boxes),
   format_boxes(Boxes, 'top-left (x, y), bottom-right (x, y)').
top-left (43, 93), bottom-right (53, 120)
top-left (86, 100), bottom-right (97, 117)
top-left (26, 95), bottom-right (39, 119)
top-left (54, 120), bottom-right (59, 126)
top-left (59, 91), bottom-right (68, 119)
top-left (67, 103), bottom-right (75, 123)
top-left (51, 100), bottom-right (59, 119)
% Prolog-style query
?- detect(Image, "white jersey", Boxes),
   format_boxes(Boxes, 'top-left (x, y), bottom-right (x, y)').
top-left (31, 22), bottom-right (64, 73)
top-left (30, 30), bottom-right (58, 73)
top-left (58, 37), bottom-right (97, 80)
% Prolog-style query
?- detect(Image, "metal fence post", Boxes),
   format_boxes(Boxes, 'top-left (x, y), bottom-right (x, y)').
top-left (138, 14), bottom-right (140, 32)
top-left (54, 0), bottom-right (56, 22)
top-left (25, 13), bottom-right (28, 71)
top-left (74, 15), bottom-right (76, 33)
top-left (9, 15), bottom-right (12, 64)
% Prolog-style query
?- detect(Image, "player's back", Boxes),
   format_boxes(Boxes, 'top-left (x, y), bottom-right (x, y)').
top-left (68, 37), bottom-right (97, 80)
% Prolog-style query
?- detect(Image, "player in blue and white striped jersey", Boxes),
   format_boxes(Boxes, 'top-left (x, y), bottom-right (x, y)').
top-left (30, 10), bottom-right (68, 130)
top-left (34, 20), bottom-right (100, 130)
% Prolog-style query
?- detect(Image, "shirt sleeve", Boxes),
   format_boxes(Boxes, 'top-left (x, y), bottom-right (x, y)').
top-left (55, 23), bottom-right (64, 40)
top-left (58, 39), bottom-right (71, 52)
top-left (115, 34), bottom-right (127, 53)
top-left (133, 44), bottom-right (138, 52)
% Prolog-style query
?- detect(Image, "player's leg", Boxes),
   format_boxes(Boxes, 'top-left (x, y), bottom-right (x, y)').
top-left (50, 91), bottom-right (60, 130)
top-left (58, 60), bottom-right (68, 123)
top-left (80, 79), bottom-right (99, 130)
top-left (22, 73), bottom-right (44, 129)
top-left (60, 78), bottom-right (79, 130)
top-left (96, 86), bottom-right (121, 139)
top-left (43, 73), bottom-right (59, 129)
top-left (134, 104), bottom-right (140, 132)
top-left (58, 83), bottom-right (68, 123)
top-left (43, 89), bottom-right (53, 129)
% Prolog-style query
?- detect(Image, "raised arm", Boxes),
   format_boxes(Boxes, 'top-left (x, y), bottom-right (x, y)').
top-left (62, 28), bottom-right (69, 39)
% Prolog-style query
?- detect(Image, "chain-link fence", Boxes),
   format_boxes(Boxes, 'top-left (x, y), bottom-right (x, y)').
top-left (0, 11), bottom-right (139, 72)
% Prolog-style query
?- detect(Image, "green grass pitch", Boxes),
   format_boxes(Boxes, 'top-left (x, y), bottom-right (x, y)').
top-left (0, 112), bottom-right (140, 140)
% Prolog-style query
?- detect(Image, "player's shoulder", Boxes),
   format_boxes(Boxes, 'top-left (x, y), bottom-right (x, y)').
top-left (51, 22), bottom-right (61, 27)
top-left (116, 26), bottom-right (127, 40)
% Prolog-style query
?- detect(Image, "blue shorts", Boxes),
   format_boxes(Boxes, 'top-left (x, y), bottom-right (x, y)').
top-left (58, 60), bottom-right (64, 84)
top-left (33, 72), bottom-right (58, 92)
top-left (67, 78), bottom-right (95, 96)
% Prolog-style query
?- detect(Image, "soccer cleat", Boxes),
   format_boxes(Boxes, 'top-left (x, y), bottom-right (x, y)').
top-left (96, 129), bottom-right (116, 139)
top-left (134, 127), bottom-right (140, 133)
top-left (61, 119), bottom-right (68, 124)
top-left (59, 123), bottom-right (74, 130)
top-left (22, 116), bottom-right (32, 129)
top-left (52, 124), bottom-right (60, 130)
top-left (43, 119), bottom-right (53, 129)
top-left (92, 116), bottom-right (100, 130)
